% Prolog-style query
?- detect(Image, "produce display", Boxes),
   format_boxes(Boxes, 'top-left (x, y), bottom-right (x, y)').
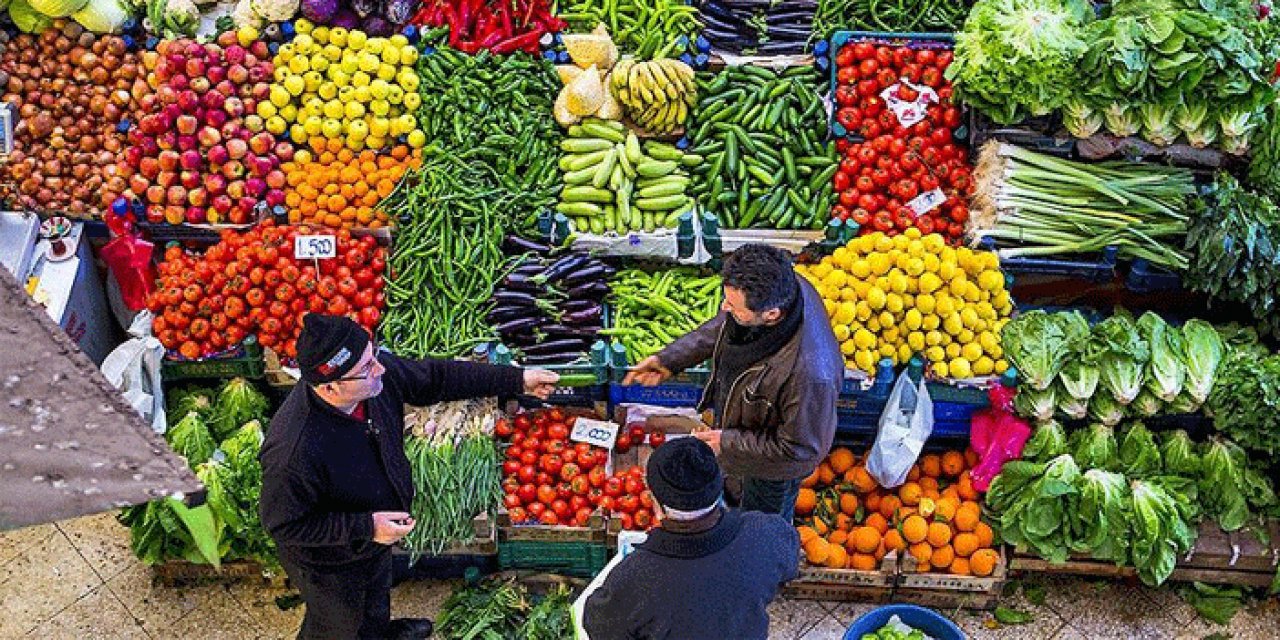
top-left (281, 142), bottom-right (421, 228)
top-left (0, 28), bottom-right (144, 218)
top-left (603, 268), bottom-right (722, 363)
top-left (120, 379), bottom-right (275, 568)
top-left (688, 64), bottom-right (834, 229)
top-left (556, 121), bottom-right (698, 233)
top-left (403, 399), bottom-right (503, 556)
top-left (1001, 310), bottom-right (1224, 424)
top-left (410, 0), bottom-right (565, 55)
top-left (436, 579), bottom-right (574, 640)
top-left (265, 21), bottom-right (424, 151)
top-left (969, 143), bottom-right (1195, 269)
top-left (115, 34), bottom-right (288, 225)
top-left (294, 0), bottom-right (418, 35)
top-left (559, 0), bottom-right (702, 59)
top-left (147, 222), bottom-right (387, 360)
top-left (797, 230), bottom-right (1013, 377)
top-left (796, 446), bottom-right (1001, 577)
top-left (814, 0), bottom-right (967, 38)
top-left (496, 408), bottom-right (658, 530)
top-left (830, 39), bottom-right (970, 243)
top-left (697, 0), bottom-right (816, 56)
top-left (1206, 335), bottom-right (1280, 458)
top-left (490, 248), bottom-right (612, 365)
top-left (610, 56), bottom-right (698, 134)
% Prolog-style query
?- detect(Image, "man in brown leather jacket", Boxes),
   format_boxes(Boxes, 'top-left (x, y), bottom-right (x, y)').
top-left (624, 244), bottom-right (842, 519)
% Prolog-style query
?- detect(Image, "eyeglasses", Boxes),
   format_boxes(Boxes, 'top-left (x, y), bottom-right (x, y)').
top-left (332, 343), bottom-right (381, 383)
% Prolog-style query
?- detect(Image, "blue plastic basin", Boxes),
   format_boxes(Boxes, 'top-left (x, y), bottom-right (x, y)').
top-left (843, 604), bottom-right (965, 640)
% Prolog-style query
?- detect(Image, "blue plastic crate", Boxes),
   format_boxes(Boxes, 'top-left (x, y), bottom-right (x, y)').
top-left (828, 32), bottom-right (955, 139)
top-left (608, 382), bottom-right (704, 409)
top-left (1126, 258), bottom-right (1183, 293)
top-left (978, 237), bottom-right (1117, 283)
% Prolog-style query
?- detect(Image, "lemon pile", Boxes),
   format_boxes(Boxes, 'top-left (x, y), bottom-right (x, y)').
top-left (262, 19), bottom-right (426, 151)
top-left (797, 230), bottom-right (1013, 379)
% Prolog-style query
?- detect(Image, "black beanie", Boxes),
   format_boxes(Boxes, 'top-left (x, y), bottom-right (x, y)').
top-left (296, 314), bottom-right (371, 384)
top-left (646, 437), bottom-right (723, 511)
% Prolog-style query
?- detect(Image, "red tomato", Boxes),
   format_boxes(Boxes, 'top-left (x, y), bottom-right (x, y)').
top-left (570, 476), bottom-right (591, 495)
top-left (588, 466), bottom-right (607, 488)
top-left (545, 440), bottom-right (566, 456)
top-left (851, 42), bottom-right (875, 60)
top-left (836, 46), bottom-right (856, 68)
top-left (640, 490), bottom-right (655, 509)
top-left (623, 477), bottom-right (644, 496)
top-left (560, 463), bottom-right (581, 481)
top-left (508, 506), bottom-right (528, 523)
top-left (633, 510), bottom-right (652, 529)
top-left (495, 419), bottom-right (513, 438)
top-left (502, 477), bottom-right (519, 494)
top-left (574, 508), bottom-right (594, 527)
top-left (548, 423), bottom-right (569, 441)
top-left (617, 495), bottom-right (640, 514)
top-left (604, 477), bottom-right (624, 498)
top-left (536, 485), bottom-right (557, 505)
top-left (540, 454), bottom-right (564, 476)
top-left (649, 430), bottom-right (666, 447)
top-left (514, 414), bottom-right (532, 431)
top-left (503, 460), bottom-right (521, 476)
top-left (614, 434), bottom-right (632, 453)
top-left (503, 494), bottom-right (523, 509)
top-left (527, 502), bottom-right (546, 518)
top-left (518, 484), bottom-right (537, 504)
top-left (551, 499), bottom-right (571, 520)
top-left (556, 482), bottom-right (574, 501)
top-left (620, 513), bottom-right (634, 530)
top-left (521, 450), bottom-right (539, 466)
top-left (517, 464), bottom-right (537, 484)
top-left (538, 511), bottom-right (559, 526)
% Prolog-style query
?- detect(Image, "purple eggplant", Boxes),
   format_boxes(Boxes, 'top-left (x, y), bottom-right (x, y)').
top-left (487, 305), bottom-right (542, 323)
top-left (495, 317), bottom-right (544, 335)
top-left (561, 304), bottom-right (603, 325)
top-left (522, 338), bottom-right (592, 357)
top-left (560, 299), bottom-right (600, 315)
top-left (492, 290), bottom-right (541, 307)
top-left (499, 274), bottom-right (545, 293)
top-left (565, 280), bottom-right (611, 300)
top-left (543, 324), bottom-right (600, 339)
top-left (561, 263), bottom-right (612, 286)
top-left (534, 253), bottom-right (590, 284)
top-left (504, 235), bottom-right (551, 255)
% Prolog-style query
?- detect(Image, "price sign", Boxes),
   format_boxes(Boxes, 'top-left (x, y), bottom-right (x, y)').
top-left (879, 79), bottom-right (939, 129)
top-left (906, 188), bottom-right (947, 217)
top-left (0, 102), bottom-right (13, 156)
top-left (294, 235), bottom-right (336, 260)
top-left (570, 418), bottom-right (620, 450)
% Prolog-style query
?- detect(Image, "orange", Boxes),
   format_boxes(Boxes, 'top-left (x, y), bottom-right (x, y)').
top-left (804, 537), bottom-right (831, 565)
top-left (849, 553), bottom-right (878, 571)
top-left (390, 145), bottom-right (409, 160)
top-left (813, 518), bottom-right (830, 536)
top-left (894, 507), bottom-right (917, 524)
top-left (826, 544), bottom-right (849, 569)
top-left (899, 482), bottom-right (923, 506)
top-left (873, 541), bottom-right (888, 561)
top-left (376, 179), bottom-right (396, 198)
top-left (953, 532), bottom-right (979, 558)
top-left (953, 507), bottom-right (979, 533)
top-left (852, 526), bottom-right (881, 554)
top-left (919, 477), bottom-right (939, 493)
top-left (795, 488), bottom-right (818, 516)
top-left (828, 530), bottom-right (848, 548)
top-left (828, 447), bottom-right (856, 474)
top-left (849, 467), bottom-right (877, 494)
top-left (934, 497), bottom-right (959, 523)
top-left (964, 447), bottom-right (980, 469)
top-left (801, 467), bottom-right (820, 489)
top-left (919, 454), bottom-right (942, 478)
top-left (840, 493), bottom-right (860, 516)
top-left (931, 544), bottom-right (955, 569)
top-left (817, 462), bottom-right (836, 486)
top-left (901, 515), bottom-right (928, 544)
top-left (883, 529), bottom-right (906, 552)
top-left (941, 485), bottom-right (961, 500)
top-left (941, 451), bottom-right (966, 476)
top-left (797, 526), bottom-right (819, 546)
top-left (864, 491), bottom-right (882, 514)
top-left (974, 521), bottom-right (995, 548)
top-left (907, 464), bottom-right (922, 481)
top-left (957, 471), bottom-right (979, 501)
top-left (970, 548), bottom-right (999, 577)
top-left (926, 522), bottom-right (952, 547)
top-left (908, 541), bottom-right (933, 563)
top-left (950, 557), bottom-right (971, 575)
top-left (877, 494), bottom-right (901, 520)
top-left (864, 512), bottom-right (889, 535)
top-left (833, 513), bottom-right (853, 532)
top-left (326, 138), bottom-right (343, 154)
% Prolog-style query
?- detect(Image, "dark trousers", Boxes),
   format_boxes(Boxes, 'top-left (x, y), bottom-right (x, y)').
top-left (727, 476), bottom-right (803, 523)
top-left (281, 547), bottom-right (393, 639)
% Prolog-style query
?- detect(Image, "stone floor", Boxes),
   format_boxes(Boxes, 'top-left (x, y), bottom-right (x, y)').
top-left (2, 511), bottom-right (1277, 639)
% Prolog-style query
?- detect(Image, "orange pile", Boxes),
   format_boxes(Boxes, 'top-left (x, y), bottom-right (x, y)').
top-left (795, 447), bottom-right (999, 577)
top-left (282, 140), bottom-right (422, 229)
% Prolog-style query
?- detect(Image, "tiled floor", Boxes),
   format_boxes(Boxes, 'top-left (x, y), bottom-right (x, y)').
top-left (2, 512), bottom-right (1277, 639)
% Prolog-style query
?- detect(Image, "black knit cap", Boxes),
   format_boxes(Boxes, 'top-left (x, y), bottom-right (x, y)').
top-left (295, 314), bottom-right (371, 384)
top-left (646, 437), bottom-right (723, 511)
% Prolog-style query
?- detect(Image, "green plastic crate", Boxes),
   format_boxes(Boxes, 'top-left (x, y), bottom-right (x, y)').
top-left (162, 336), bottom-right (265, 381)
top-left (497, 540), bottom-right (608, 578)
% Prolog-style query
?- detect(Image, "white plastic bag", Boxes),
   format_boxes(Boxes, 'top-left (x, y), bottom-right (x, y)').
top-left (866, 372), bottom-right (934, 488)
top-left (100, 310), bottom-right (166, 433)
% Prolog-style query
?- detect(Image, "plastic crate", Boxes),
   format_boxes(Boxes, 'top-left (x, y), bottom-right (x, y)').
top-left (606, 340), bottom-right (709, 409)
top-left (978, 236), bottom-right (1118, 283)
top-left (1125, 258), bottom-right (1183, 293)
top-left (162, 336), bottom-right (266, 380)
top-left (836, 408), bottom-right (970, 440)
top-left (496, 540), bottom-right (608, 578)
top-left (828, 32), bottom-right (957, 140)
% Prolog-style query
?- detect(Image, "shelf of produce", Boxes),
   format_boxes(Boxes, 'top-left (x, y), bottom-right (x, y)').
top-left (895, 547), bottom-right (1007, 611)
top-left (782, 552), bottom-right (897, 603)
top-left (152, 560), bottom-right (285, 588)
top-left (827, 31), bottom-right (955, 140)
top-left (161, 337), bottom-right (266, 381)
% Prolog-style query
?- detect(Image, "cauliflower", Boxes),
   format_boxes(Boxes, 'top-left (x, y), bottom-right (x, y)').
top-left (231, 0), bottom-right (261, 27)
top-left (249, 0), bottom-right (296, 22)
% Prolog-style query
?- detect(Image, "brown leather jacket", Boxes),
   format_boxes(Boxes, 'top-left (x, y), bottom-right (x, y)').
top-left (657, 277), bottom-right (842, 481)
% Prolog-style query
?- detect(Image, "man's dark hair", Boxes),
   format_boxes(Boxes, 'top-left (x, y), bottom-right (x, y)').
top-left (721, 244), bottom-right (799, 312)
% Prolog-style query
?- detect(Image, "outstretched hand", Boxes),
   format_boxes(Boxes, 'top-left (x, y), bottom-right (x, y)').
top-left (523, 369), bottom-right (560, 400)
top-left (622, 356), bottom-right (672, 387)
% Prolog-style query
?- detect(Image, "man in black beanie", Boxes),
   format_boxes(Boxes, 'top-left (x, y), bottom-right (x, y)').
top-left (260, 313), bottom-right (559, 640)
top-left (582, 437), bottom-right (799, 640)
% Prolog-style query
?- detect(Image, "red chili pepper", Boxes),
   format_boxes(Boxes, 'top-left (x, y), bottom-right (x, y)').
top-left (491, 29), bottom-right (544, 54)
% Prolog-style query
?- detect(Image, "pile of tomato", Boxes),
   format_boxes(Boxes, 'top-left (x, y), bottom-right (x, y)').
top-left (831, 41), bottom-right (972, 243)
top-left (496, 408), bottom-right (660, 531)
top-left (147, 221), bottom-right (386, 361)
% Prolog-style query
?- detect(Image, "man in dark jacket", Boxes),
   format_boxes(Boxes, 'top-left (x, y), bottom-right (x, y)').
top-left (583, 437), bottom-right (799, 639)
top-left (624, 244), bottom-right (842, 520)
top-left (259, 314), bottom-right (558, 640)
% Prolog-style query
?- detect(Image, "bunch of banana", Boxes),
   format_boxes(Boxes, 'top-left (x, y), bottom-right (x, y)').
top-left (610, 58), bottom-right (698, 135)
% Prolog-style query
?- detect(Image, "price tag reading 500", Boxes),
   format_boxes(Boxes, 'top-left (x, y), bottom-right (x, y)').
top-left (295, 235), bottom-right (337, 260)
top-left (570, 418), bottom-right (620, 450)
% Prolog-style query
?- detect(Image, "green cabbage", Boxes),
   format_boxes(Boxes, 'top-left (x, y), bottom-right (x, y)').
top-left (1130, 478), bottom-right (1197, 586)
top-left (218, 419), bottom-right (264, 463)
top-left (1093, 313), bottom-right (1150, 405)
top-left (1059, 327), bottom-right (1102, 403)
top-left (1138, 312), bottom-right (1185, 401)
top-left (8, 0), bottom-right (53, 31)
top-left (1088, 392), bottom-right (1127, 426)
top-left (72, 0), bottom-right (131, 32)
top-left (1014, 385), bottom-right (1058, 423)
top-left (1167, 390), bottom-right (1202, 414)
top-left (1063, 98), bottom-right (1104, 138)
top-left (1159, 430), bottom-right (1201, 476)
top-left (1199, 439), bottom-right (1251, 531)
top-left (1022, 420), bottom-right (1069, 462)
top-left (1001, 310), bottom-right (1090, 391)
top-left (1119, 423), bottom-right (1162, 479)
top-left (1180, 320), bottom-right (1224, 405)
top-left (1069, 423), bottom-right (1119, 471)
top-left (985, 460), bottom-right (1048, 514)
top-left (166, 411), bottom-right (216, 466)
top-left (212, 378), bottom-right (269, 442)
top-left (1103, 103), bottom-right (1140, 137)
top-left (1071, 469), bottom-right (1130, 565)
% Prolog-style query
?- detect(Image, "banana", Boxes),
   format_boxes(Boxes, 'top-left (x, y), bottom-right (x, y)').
top-left (646, 61), bottom-right (679, 103)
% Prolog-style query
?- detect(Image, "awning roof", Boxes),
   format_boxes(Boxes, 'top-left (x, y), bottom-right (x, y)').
top-left (0, 265), bottom-right (199, 531)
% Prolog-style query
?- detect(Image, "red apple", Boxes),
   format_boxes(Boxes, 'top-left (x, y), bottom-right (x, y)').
top-left (265, 188), bottom-right (286, 208)
top-left (180, 170), bottom-right (202, 189)
top-left (157, 171), bottom-right (178, 188)
top-left (211, 194), bottom-right (233, 215)
top-left (139, 157), bottom-right (160, 179)
top-left (203, 173), bottom-right (227, 196)
top-left (166, 185), bottom-right (187, 205)
top-left (227, 64), bottom-right (249, 85)
top-left (158, 150), bottom-right (180, 172)
top-left (221, 161), bottom-right (245, 180)
top-left (186, 206), bottom-right (206, 224)
top-left (226, 179), bottom-right (246, 199)
top-left (226, 138), bottom-right (248, 160)
top-left (197, 126), bottom-right (222, 148)
top-left (187, 187), bottom-right (207, 207)
top-left (145, 185), bottom-right (165, 204)
top-left (176, 115), bottom-right (198, 135)
top-left (207, 144), bottom-right (230, 166)
top-left (249, 132), bottom-right (274, 155)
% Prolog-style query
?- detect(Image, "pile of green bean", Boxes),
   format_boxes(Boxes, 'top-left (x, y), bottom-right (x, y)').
top-left (602, 268), bottom-right (722, 363)
top-left (414, 46), bottom-right (563, 232)
top-left (403, 433), bottom-right (501, 558)
top-left (379, 150), bottom-right (516, 358)
top-left (558, 0), bottom-right (703, 58)
top-left (809, 0), bottom-right (969, 46)
top-left (687, 65), bottom-right (836, 229)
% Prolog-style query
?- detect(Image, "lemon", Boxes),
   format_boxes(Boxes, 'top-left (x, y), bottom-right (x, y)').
top-left (973, 356), bottom-right (995, 376)
top-left (339, 56), bottom-right (360, 75)
top-left (882, 327), bottom-right (900, 343)
top-left (961, 342), bottom-right (983, 362)
top-left (907, 332), bottom-right (926, 352)
top-left (849, 260), bottom-right (871, 279)
top-left (400, 45), bottom-right (419, 65)
top-left (303, 70), bottom-right (324, 92)
top-left (347, 119), bottom-right (369, 140)
top-left (357, 52), bottom-right (379, 74)
top-left (916, 293), bottom-right (936, 315)
top-left (369, 99), bottom-right (391, 116)
top-left (328, 27), bottom-right (348, 47)
top-left (893, 234), bottom-right (910, 250)
top-left (865, 286), bottom-right (887, 310)
top-left (960, 307), bottom-right (979, 328)
top-left (315, 83), bottom-right (336, 102)
top-left (303, 116), bottom-right (323, 136)
top-left (833, 324), bottom-right (851, 342)
top-left (988, 344), bottom-right (1004, 360)
top-left (841, 287), bottom-right (859, 302)
top-left (312, 26), bottom-right (330, 44)
top-left (879, 311), bottom-right (895, 329)
top-left (978, 270), bottom-right (1004, 292)
top-left (904, 227), bottom-right (922, 240)
top-left (276, 44), bottom-right (295, 63)
top-left (873, 233), bottom-right (894, 253)
top-left (923, 234), bottom-right (945, 253)
top-left (322, 100), bottom-right (344, 119)
top-left (879, 344), bottom-right (897, 359)
top-left (368, 117), bottom-right (391, 138)
top-left (347, 29), bottom-right (367, 50)
top-left (918, 272), bottom-right (942, 294)
top-left (279, 105), bottom-right (298, 123)
top-left (854, 350), bottom-right (876, 372)
top-left (269, 85), bottom-right (291, 108)
top-left (352, 71), bottom-right (373, 89)
top-left (321, 118), bottom-right (343, 138)
top-left (366, 135), bottom-right (387, 149)
top-left (931, 362), bottom-right (949, 378)
top-left (386, 86), bottom-right (405, 105)
top-left (922, 314), bottom-right (940, 331)
top-left (992, 290), bottom-right (1011, 311)
top-left (946, 343), bottom-right (962, 359)
top-left (294, 149), bottom-right (313, 164)
top-left (397, 114), bottom-right (419, 135)
top-left (995, 359), bottom-right (1010, 374)
top-left (925, 330), bottom-right (943, 347)
top-left (833, 301), bottom-right (856, 325)
top-left (238, 25), bottom-right (260, 48)
top-left (886, 294), bottom-right (904, 314)
top-left (855, 302), bottom-right (872, 322)
top-left (381, 46), bottom-right (401, 66)
top-left (935, 295), bottom-right (955, 316)
top-left (841, 340), bottom-right (857, 356)
top-left (978, 331), bottom-right (999, 352)
top-left (265, 116), bottom-right (287, 135)
top-left (926, 345), bottom-right (945, 362)
top-left (366, 37), bottom-right (386, 55)
top-left (289, 55), bottom-right (310, 75)
top-left (374, 64), bottom-right (395, 82)
top-left (344, 101), bottom-right (366, 119)
top-left (283, 74), bottom-right (306, 96)
top-left (851, 328), bottom-right (875, 351)
top-left (904, 309), bottom-right (923, 331)
top-left (949, 358), bottom-right (973, 379)
top-left (289, 125), bottom-right (307, 145)
top-left (945, 313), bottom-right (967, 336)
top-left (256, 100), bottom-right (278, 119)
top-left (874, 276), bottom-right (890, 293)
top-left (824, 269), bottom-right (848, 290)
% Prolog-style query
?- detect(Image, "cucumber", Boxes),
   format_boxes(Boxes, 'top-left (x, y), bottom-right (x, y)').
top-left (593, 149), bottom-right (618, 189)
top-left (637, 181), bottom-right (687, 199)
top-left (562, 186), bottom-right (615, 204)
top-left (582, 122), bottom-right (626, 143)
top-left (557, 202), bottom-right (603, 217)
top-left (562, 138), bottom-right (613, 154)
top-left (635, 195), bottom-right (689, 211)
top-left (563, 166), bottom-right (597, 186)
top-left (643, 141), bottom-right (684, 162)
top-left (680, 154), bottom-right (704, 168)
top-left (636, 159), bottom-right (678, 178)
top-left (615, 143), bottom-right (636, 178)
top-left (562, 149), bottom-right (610, 172)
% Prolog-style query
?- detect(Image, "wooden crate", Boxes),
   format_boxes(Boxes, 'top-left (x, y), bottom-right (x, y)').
top-left (152, 560), bottom-right (284, 587)
top-left (782, 552), bottom-right (897, 603)
top-left (895, 547), bottom-right (1007, 611)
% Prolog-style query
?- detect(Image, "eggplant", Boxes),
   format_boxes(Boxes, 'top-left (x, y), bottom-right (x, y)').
top-left (504, 235), bottom-right (551, 255)
top-left (492, 290), bottom-right (541, 307)
top-left (535, 253), bottom-right (591, 284)
top-left (543, 324), bottom-right (600, 339)
top-left (510, 262), bottom-right (549, 278)
top-left (494, 317), bottom-right (545, 335)
top-left (487, 306), bottom-right (541, 324)
top-left (565, 281), bottom-right (611, 300)
top-left (561, 263), bottom-right (612, 287)
top-left (520, 353), bottom-right (580, 365)
top-left (522, 338), bottom-right (592, 357)
top-left (500, 273), bottom-right (546, 293)
top-left (561, 305), bottom-right (603, 325)
top-left (560, 299), bottom-right (601, 315)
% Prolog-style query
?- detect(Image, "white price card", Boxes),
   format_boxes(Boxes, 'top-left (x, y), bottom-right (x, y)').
top-left (570, 418), bottom-right (620, 450)
top-left (294, 235), bottom-right (337, 259)
top-left (906, 188), bottom-right (947, 217)
top-left (879, 79), bottom-right (939, 129)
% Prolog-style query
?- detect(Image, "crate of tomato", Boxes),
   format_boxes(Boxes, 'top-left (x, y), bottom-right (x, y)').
top-left (828, 32), bottom-right (971, 245)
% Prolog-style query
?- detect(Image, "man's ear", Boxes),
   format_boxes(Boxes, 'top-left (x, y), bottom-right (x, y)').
top-left (762, 308), bottom-right (784, 324)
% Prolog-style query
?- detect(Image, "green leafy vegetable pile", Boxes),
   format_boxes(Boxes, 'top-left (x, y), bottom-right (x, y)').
top-left (435, 578), bottom-right (574, 640)
top-left (1206, 341), bottom-right (1280, 457)
top-left (119, 379), bottom-right (275, 568)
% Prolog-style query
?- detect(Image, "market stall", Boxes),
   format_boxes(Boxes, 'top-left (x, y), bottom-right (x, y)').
top-left (2, 0), bottom-right (1279, 634)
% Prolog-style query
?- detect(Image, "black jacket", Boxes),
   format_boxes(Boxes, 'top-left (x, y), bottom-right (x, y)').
top-left (657, 277), bottom-right (843, 481)
top-left (259, 352), bottom-right (524, 569)
top-left (583, 509), bottom-right (799, 640)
